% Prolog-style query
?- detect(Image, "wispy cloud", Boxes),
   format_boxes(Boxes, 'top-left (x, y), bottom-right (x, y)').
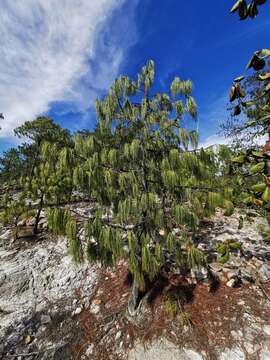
top-left (199, 134), bottom-right (230, 148)
top-left (200, 133), bottom-right (268, 149)
top-left (0, 0), bottom-right (138, 138)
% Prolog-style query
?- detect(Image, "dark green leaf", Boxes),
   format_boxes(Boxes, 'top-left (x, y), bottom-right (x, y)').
top-left (248, 2), bottom-right (258, 18)
top-left (239, 0), bottom-right (248, 19)
top-left (234, 105), bottom-right (241, 116)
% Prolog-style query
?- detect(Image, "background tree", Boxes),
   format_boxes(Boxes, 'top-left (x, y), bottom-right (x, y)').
top-left (224, 3), bottom-right (270, 213)
top-left (14, 117), bottom-right (72, 176)
top-left (19, 119), bottom-right (74, 235)
top-left (0, 148), bottom-right (24, 185)
top-left (24, 143), bottom-right (74, 234)
top-left (48, 61), bottom-right (231, 315)
top-left (222, 59), bottom-right (270, 148)
top-left (0, 118), bottom-right (75, 236)
top-left (0, 192), bottom-right (32, 240)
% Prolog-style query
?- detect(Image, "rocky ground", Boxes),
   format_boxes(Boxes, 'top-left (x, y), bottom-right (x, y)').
top-left (0, 206), bottom-right (270, 359)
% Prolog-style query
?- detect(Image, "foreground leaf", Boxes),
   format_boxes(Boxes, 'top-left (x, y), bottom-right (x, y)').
top-left (230, 0), bottom-right (243, 12)
top-left (258, 72), bottom-right (270, 80)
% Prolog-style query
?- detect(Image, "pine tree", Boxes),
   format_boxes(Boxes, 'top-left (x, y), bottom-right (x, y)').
top-left (0, 118), bottom-right (75, 236)
top-left (47, 61), bottom-right (231, 314)
top-left (0, 192), bottom-right (32, 240)
top-left (22, 140), bottom-right (75, 234)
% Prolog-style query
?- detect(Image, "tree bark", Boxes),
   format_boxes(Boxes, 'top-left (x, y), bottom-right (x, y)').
top-left (33, 194), bottom-right (44, 235)
top-left (14, 224), bottom-right (19, 241)
top-left (127, 279), bottom-right (140, 316)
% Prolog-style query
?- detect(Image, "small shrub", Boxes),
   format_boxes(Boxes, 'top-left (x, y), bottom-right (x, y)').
top-left (215, 240), bottom-right (242, 264)
top-left (257, 224), bottom-right (270, 242)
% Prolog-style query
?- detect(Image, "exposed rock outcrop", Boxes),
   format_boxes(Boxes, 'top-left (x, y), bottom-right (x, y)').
top-left (0, 229), bottom-right (98, 359)
top-left (0, 206), bottom-right (269, 359)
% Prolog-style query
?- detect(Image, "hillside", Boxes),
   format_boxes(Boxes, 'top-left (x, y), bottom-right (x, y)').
top-left (1, 205), bottom-right (269, 359)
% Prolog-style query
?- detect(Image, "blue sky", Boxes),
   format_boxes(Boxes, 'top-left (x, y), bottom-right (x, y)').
top-left (0, 0), bottom-right (269, 152)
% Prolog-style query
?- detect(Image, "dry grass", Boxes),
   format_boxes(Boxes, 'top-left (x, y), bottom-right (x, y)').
top-left (67, 262), bottom-right (270, 360)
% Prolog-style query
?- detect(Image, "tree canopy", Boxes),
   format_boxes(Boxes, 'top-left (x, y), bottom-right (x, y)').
top-left (43, 61), bottom-right (232, 314)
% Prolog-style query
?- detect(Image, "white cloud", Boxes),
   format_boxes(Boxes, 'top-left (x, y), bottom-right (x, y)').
top-left (200, 133), bottom-right (268, 149)
top-left (0, 0), bottom-right (137, 137)
top-left (199, 134), bottom-right (230, 148)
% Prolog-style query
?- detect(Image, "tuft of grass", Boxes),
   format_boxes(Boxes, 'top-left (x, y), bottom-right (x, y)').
top-left (164, 297), bottom-right (178, 317)
top-left (238, 216), bottom-right (244, 229)
top-left (177, 311), bottom-right (193, 328)
top-left (257, 224), bottom-right (270, 242)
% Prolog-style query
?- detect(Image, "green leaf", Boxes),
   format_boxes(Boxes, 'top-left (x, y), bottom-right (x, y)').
top-left (215, 243), bottom-right (227, 255)
top-left (242, 101), bottom-right (254, 107)
top-left (251, 150), bottom-right (264, 157)
top-left (175, 100), bottom-right (184, 117)
top-left (231, 155), bottom-right (246, 164)
top-left (223, 200), bottom-right (234, 216)
top-left (234, 105), bottom-right (241, 116)
top-left (254, 56), bottom-right (266, 70)
top-left (250, 162), bottom-right (265, 174)
top-left (258, 114), bottom-right (270, 123)
top-left (239, 0), bottom-right (248, 20)
top-left (229, 242), bottom-right (242, 250)
top-left (262, 187), bottom-right (270, 202)
top-left (264, 83), bottom-right (270, 92)
top-left (219, 248), bottom-right (230, 264)
top-left (243, 195), bottom-right (253, 204)
top-left (247, 53), bottom-right (266, 70)
top-left (246, 54), bottom-right (255, 69)
top-left (230, 85), bottom-right (237, 102)
top-left (251, 183), bottom-right (266, 193)
top-left (247, 2), bottom-right (258, 18)
top-left (236, 176), bottom-right (244, 186)
top-left (230, 0), bottom-right (243, 12)
top-left (246, 120), bottom-right (257, 127)
top-left (238, 86), bottom-right (246, 98)
top-left (259, 49), bottom-right (270, 57)
top-left (258, 73), bottom-right (270, 80)
top-left (234, 75), bottom-right (245, 82)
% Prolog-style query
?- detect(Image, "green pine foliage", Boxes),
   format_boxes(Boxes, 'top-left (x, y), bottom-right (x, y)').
top-left (0, 117), bottom-right (76, 237)
top-left (45, 61), bottom-right (230, 292)
top-left (0, 193), bottom-right (33, 240)
top-left (47, 208), bottom-right (71, 235)
top-left (0, 61), bottom-right (234, 299)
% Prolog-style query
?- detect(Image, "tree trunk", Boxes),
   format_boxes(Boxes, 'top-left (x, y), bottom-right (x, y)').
top-left (14, 224), bottom-right (19, 242)
top-left (33, 194), bottom-right (44, 235)
top-left (127, 279), bottom-right (140, 316)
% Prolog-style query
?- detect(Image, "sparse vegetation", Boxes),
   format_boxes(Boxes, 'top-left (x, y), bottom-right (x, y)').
top-left (215, 240), bottom-right (242, 264)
